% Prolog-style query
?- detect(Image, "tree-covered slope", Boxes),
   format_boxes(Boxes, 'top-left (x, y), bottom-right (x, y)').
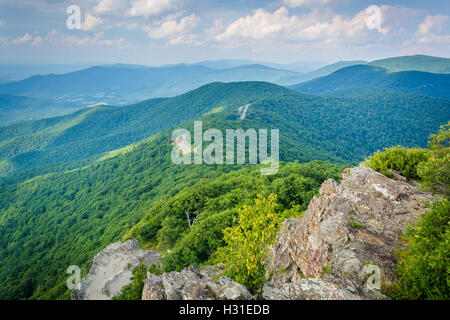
top-left (1, 80), bottom-right (448, 178)
top-left (291, 65), bottom-right (450, 99)
top-left (369, 55), bottom-right (450, 74)
top-left (0, 64), bottom-right (304, 106)
top-left (1, 81), bottom-right (449, 178)
top-left (0, 82), bottom-right (292, 177)
top-left (0, 94), bottom-right (80, 127)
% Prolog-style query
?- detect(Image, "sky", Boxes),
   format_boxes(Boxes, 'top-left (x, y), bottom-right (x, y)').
top-left (0, 0), bottom-right (449, 65)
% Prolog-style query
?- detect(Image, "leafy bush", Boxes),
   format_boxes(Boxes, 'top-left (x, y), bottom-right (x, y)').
top-left (148, 263), bottom-right (162, 276)
top-left (366, 146), bottom-right (429, 180)
top-left (212, 194), bottom-right (283, 296)
top-left (418, 121), bottom-right (450, 196)
top-left (113, 263), bottom-right (147, 300)
top-left (392, 199), bottom-right (450, 300)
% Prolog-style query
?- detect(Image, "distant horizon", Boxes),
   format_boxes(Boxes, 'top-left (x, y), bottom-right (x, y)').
top-left (1, 53), bottom-right (449, 69)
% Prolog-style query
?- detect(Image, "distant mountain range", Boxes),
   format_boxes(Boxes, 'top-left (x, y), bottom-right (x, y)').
top-left (291, 64), bottom-right (450, 99)
top-left (0, 94), bottom-right (79, 127)
top-left (0, 55), bottom-right (448, 126)
top-left (0, 63), bottom-right (304, 107)
top-left (369, 55), bottom-right (450, 73)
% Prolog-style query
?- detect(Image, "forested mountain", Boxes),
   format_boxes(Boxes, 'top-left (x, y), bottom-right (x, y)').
top-left (0, 94), bottom-right (79, 127)
top-left (1, 55), bottom-right (446, 126)
top-left (296, 60), bottom-right (368, 82)
top-left (369, 55), bottom-right (450, 73)
top-left (0, 80), bottom-right (449, 300)
top-left (0, 64), bottom-right (304, 106)
top-left (291, 65), bottom-right (450, 99)
top-left (0, 64), bottom-right (92, 84)
top-left (1, 81), bottom-right (448, 178)
top-left (191, 59), bottom-right (327, 73)
top-left (0, 82), bottom-right (291, 177)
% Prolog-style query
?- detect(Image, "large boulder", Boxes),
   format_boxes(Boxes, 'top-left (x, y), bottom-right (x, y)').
top-left (142, 265), bottom-right (253, 300)
top-left (265, 166), bottom-right (435, 299)
top-left (71, 239), bottom-right (160, 300)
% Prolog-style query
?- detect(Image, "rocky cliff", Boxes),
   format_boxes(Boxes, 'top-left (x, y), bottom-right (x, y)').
top-left (142, 265), bottom-right (253, 300)
top-left (264, 166), bottom-right (435, 299)
top-left (71, 239), bottom-right (160, 300)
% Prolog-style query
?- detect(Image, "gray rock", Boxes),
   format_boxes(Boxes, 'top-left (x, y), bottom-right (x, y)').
top-left (263, 275), bottom-right (387, 300)
top-left (266, 166), bottom-right (435, 299)
top-left (142, 265), bottom-right (253, 300)
top-left (71, 239), bottom-right (160, 300)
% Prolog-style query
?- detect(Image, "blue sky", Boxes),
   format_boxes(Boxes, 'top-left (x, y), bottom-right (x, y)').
top-left (0, 0), bottom-right (449, 65)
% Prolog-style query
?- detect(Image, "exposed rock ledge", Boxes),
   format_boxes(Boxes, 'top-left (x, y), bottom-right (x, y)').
top-left (142, 265), bottom-right (252, 300)
top-left (71, 239), bottom-right (160, 300)
top-left (264, 166), bottom-right (435, 300)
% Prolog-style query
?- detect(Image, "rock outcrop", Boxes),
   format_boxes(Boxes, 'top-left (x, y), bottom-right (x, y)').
top-left (264, 166), bottom-right (435, 300)
top-left (71, 239), bottom-right (160, 300)
top-left (142, 265), bottom-right (252, 300)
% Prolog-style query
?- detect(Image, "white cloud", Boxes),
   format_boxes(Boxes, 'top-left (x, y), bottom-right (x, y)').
top-left (216, 7), bottom-right (297, 41)
top-left (282, 0), bottom-right (333, 8)
top-left (417, 15), bottom-right (448, 36)
top-left (415, 34), bottom-right (450, 45)
top-left (403, 14), bottom-right (450, 47)
top-left (215, 6), bottom-right (384, 44)
top-left (0, 37), bottom-right (7, 45)
top-left (144, 14), bottom-right (199, 41)
top-left (94, 0), bottom-right (128, 15)
top-left (128, 0), bottom-right (179, 18)
top-left (12, 33), bottom-right (33, 44)
top-left (31, 36), bottom-right (43, 46)
top-left (46, 30), bottom-right (129, 48)
top-left (93, 0), bottom-right (179, 18)
top-left (0, 19), bottom-right (4, 28)
top-left (81, 13), bottom-right (104, 31)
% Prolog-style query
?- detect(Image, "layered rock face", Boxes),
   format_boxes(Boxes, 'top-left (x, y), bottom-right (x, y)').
top-left (264, 166), bottom-right (434, 300)
top-left (71, 239), bottom-right (160, 300)
top-left (142, 265), bottom-right (252, 300)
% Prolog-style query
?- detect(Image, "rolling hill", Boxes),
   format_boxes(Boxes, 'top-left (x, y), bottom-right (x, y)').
top-left (0, 94), bottom-right (80, 127)
top-left (291, 65), bottom-right (450, 99)
top-left (0, 64), bottom-right (304, 106)
top-left (369, 55), bottom-right (450, 73)
top-left (296, 60), bottom-right (368, 82)
top-left (0, 82), bottom-right (291, 177)
top-left (1, 81), bottom-right (449, 178)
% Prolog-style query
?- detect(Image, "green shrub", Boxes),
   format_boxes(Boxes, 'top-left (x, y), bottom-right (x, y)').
top-left (113, 263), bottom-right (147, 300)
top-left (212, 194), bottom-right (283, 296)
top-left (392, 199), bottom-right (450, 300)
top-left (348, 220), bottom-right (364, 229)
top-left (148, 263), bottom-right (162, 276)
top-left (366, 146), bottom-right (429, 180)
top-left (418, 122), bottom-right (450, 196)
